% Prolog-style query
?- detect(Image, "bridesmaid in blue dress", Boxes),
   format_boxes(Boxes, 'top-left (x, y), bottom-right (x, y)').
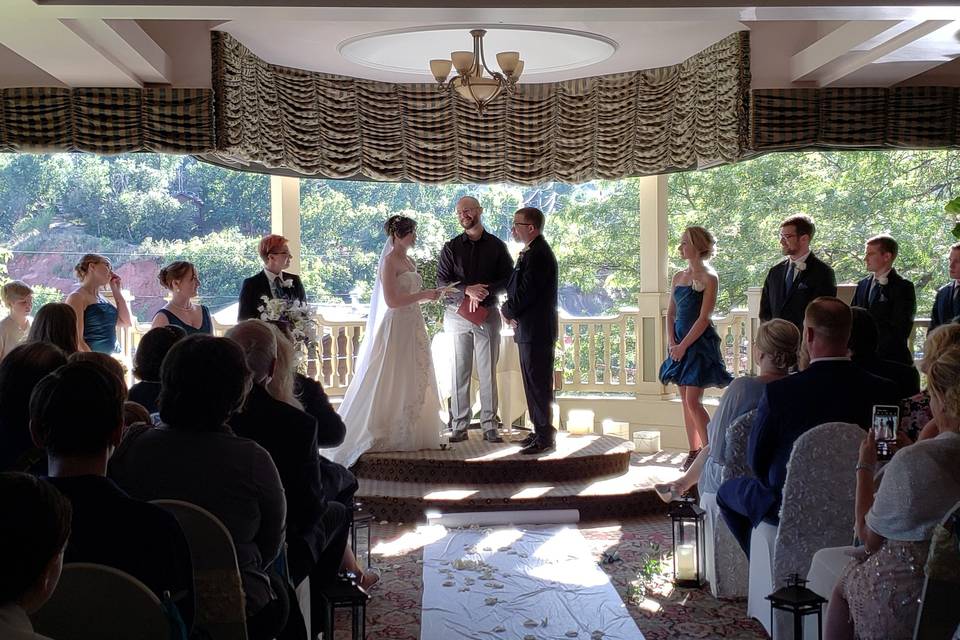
top-left (65, 254), bottom-right (131, 353)
top-left (150, 261), bottom-right (213, 335)
top-left (659, 226), bottom-right (733, 470)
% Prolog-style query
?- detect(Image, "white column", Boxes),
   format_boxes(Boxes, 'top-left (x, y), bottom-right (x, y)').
top-left (270, 175), bottom-right (301, 274)
top-left (636, 174), bottom-right (670, 393)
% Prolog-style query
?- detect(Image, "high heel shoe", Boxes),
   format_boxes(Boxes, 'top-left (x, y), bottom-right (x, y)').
top-left (654, 482), bottom-right (682, 503)
top-left (357, 567), bottom-right (381, 591)
top-left (680, 448), bottom-right (701, 472)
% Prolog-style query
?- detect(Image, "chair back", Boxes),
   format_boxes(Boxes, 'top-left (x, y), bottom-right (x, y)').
top-left (914, 500), bottom-right (960, 640)
top-left (32, 563), bottom-right (170, 640)
top-left (720, 409), bottom-right (756, 484)
top-left (153, 499), bottom-right (248, 640)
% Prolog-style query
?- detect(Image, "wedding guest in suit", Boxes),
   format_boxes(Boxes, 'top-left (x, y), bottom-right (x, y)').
top-left (928, 241), bottom-right (960, 333)
top-left (658, 227), bottom-right (733, 469)
top-left (0, 343), bottom-right (67, 473)
top-left (759, 214), bottom-right (837, 330)
top-left (27, 303), bottom-right (78, 355)
top-left (128, 325), bottom-right (186, 414)
top-left (437, 196), bottom-right (514, 443)
top-left (851, 235), bottom-right (916, 365)
top-left (65, 254), bottom-right (131, 353)
top-left (0, 473), bottom-right (71, 640)
top-left (655, 319), bottom-right (800, 501)
top-left (0, 281), bottom-right (32, 361)
top-left (900, 323), bottom-right (960, 442)
top-left (238, 235), bottom-right (307, 321)
top-left (825, 344), bottom-right (960, 640)
top-left (717, 297), bottom-right (899, 555)
top-left (30, 360), bottom-right (194, 629)
top-left (502, 207), bottom-right (559, 455)
top-left (109, 335), bottom-right (289, 640)
top-left (849, 306), bottom-right (919, 399)
top-left (151, 261), bottom-right (213, 335)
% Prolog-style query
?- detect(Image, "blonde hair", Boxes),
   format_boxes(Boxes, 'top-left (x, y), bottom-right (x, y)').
top-left (926, 344), bottom-right (960, 418)
top-left (685, 226), bottom-right (715, 258)
top-left (920, 324), bottom-right (960, 374)
top-left (74, 254), bottom-right (109, 280)
top-left (265, 323), bottom-right (302, 410)
top-left (1, 281), bottom-right (32, 307)
top-left (755, 319), bottom-right (801, 371)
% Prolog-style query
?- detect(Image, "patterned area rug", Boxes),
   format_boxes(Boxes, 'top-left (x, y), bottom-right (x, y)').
top-left (333, 515), bottom-right (767, 640)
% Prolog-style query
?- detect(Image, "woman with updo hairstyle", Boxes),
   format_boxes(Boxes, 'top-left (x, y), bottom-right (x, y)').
top-left (237, 234), bottom-right (307, 322)
top-left (65, 253), bottom-right (131, 353)
top-left (151, 261), bottom-right (213, 334)
top-left (899, 323), bottom-right (960, 441)
top-left (27, 303), bottom-right (79, 355)
top-left (825, 344), bottom-right (960, 640)
top-left (325, 214), bottom-right (444, 467)
top-left (109, 334), bottom-right (288, 639)
top-left (656, 319), bottom-right (800, 501)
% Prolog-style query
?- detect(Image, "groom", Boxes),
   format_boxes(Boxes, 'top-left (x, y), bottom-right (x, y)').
top-left (502, 207), bottom-right (559, 455)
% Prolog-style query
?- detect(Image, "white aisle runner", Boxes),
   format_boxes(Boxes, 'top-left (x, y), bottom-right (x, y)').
top-left (421, 525), bottom-right (644, 640)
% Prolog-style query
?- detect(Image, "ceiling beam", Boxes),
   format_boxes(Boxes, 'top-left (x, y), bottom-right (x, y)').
top-left (61, 18), bottom-right (171, 84)
top-left (791, 20), bottom-right (900, 82)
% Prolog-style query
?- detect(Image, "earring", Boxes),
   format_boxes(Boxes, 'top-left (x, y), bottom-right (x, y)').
top-left (175, 287), bottom-right (180, 293)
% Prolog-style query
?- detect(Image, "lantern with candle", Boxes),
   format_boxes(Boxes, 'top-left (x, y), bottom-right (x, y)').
top-left (669, 497), bottom-right (706, 588)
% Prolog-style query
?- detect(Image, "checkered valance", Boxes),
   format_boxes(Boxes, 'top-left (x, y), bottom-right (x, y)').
top-left (208, 30), bottom-right (750, 184)
top-left (0, 87), bottom-right (214, 154)
top-left (751, 87), bottom-right (960, 151)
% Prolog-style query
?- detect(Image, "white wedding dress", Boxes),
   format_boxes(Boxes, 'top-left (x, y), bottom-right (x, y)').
top-left (327, 268), bottom-right (443, 467)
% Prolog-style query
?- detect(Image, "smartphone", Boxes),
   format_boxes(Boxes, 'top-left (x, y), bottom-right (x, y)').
top-left (872, 405), bottom-right (900, 461)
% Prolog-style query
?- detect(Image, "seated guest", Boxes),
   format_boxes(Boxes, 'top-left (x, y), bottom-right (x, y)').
top-left (899, 323), bottom-right (960, 442)
top-left (30, 361), bottom-right (194, 629)
top-left (68, 351), bottom-right (127, 393)
top-left (238, 234), bottom-right (306, 321)
top-left (123, 401), bottom-right (151, 429)
top-left (0, 281), bottom-right (32, 361)
top-left (109, 335), bottom-right (289, 640)
top-left (151, 261), bottom-right (213, 335)
top-left (0, 343), bottom-right (67, 472)
top-left (717, 297), bottom-right (899, 555)
top-left (656, 319), bottom-right (800, 501)
top-left (0, 473), bottom-right (72, 640)
top-left (128, 325), bottom-right (186, 413)
top-left (849, 306), bottom-right (919, 399)
top-left (27, 303), bottom-right (79, 355)
top-left (65, 254), bottom-right (131, 353)
top-left (826, 344), bottom-right (960, 640)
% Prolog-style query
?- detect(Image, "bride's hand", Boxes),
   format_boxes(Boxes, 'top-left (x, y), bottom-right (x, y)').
top-left (420, 289), bottom-right (441, 302)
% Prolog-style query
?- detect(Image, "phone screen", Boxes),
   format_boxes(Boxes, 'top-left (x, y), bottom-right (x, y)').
top-left (872, 405), bottom-right (899, 461)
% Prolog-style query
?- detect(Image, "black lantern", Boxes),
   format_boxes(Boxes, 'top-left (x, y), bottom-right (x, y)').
top-left (668, 497), bottom-right (706, 588)
top-left (351, 502), bottom-right (374, 569)
top-left (766, 573), bottom-right (828, 639)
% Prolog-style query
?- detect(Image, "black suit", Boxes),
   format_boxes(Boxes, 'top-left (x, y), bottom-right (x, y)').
top-left (238, 271), bottom-right (307, 321)
top-left (853, 355), bottom-right (920, 400)
top-left (851, 269), bottom-right (916, 365)
top-left (502, 235), bottom-right (558, 443)
top-left (929, 281), bottom-right (960, 333)
top-left (759, 253), bottom-right (837, 329)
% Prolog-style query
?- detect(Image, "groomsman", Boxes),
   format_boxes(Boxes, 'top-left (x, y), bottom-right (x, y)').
top-left (502, 207), bottom-right (559, 455)
top-left (929, 242), bottom-right (960, 332)
top-left (759, 214), bottom-right (837, 330)
top-left (851, 234), bottom-right (916, 365)
top-left (437, 196), bottom-right (514, 443)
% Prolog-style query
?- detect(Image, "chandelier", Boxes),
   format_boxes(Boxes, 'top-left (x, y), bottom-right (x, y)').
top-left (429, 29), bottom-right (524, 114)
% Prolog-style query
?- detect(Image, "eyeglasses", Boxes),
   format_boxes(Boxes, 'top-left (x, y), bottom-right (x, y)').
top-left (270, 251), bottom-right (291, 256)
top-left (779, 233), bottom-right (796, 240)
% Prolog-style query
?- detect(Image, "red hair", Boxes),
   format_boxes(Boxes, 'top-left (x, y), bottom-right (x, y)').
top-left (258, 235), bottom-right (288, 262)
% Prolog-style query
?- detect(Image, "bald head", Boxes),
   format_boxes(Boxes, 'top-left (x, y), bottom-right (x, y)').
top-left (225, 319), bottom-right (277, 383)
top-left (455, 196), bottom-right (483, 233)
top-left (803, 296), bottom-right (852, 359)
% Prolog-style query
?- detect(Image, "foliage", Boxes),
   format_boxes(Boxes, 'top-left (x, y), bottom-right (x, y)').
top-left (626, 542), bottom-right (666, 603)
top-left (30, 284), bottom-right (64, 312)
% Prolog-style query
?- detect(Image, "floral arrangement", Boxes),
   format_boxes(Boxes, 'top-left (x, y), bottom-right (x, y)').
top-left (258, 295), bottom-right (317, 351)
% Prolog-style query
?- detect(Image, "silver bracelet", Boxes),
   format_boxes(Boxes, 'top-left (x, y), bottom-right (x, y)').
top-left (855, 463), bottom-right (874, 473)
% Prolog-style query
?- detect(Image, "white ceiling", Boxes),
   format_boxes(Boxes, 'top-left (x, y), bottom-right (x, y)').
top-left (3, 1), bottom-right (960, 89)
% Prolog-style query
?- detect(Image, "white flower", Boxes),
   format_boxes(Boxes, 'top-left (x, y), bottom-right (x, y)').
top-left (281, 278), bottom-right (294, 288)
top-left (876, 274), bottom-right (888, 286)
top-left (691, 279), bottom-right (705, 292)
top-left (793, 260), bottom-right (807, 272)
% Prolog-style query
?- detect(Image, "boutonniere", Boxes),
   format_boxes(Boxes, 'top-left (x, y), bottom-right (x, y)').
top-left (281, 278), bottom-right (294, 288)
top-left (793, 260), bottom-right (807, 273)
top-left (691, 279), bottom-right (705, 292)
top-left (876, 275), bottom-right (888, 286)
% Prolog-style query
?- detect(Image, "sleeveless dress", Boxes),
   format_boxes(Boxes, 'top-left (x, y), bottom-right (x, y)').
top-left (658, 285), bottom-right (733, 389)
top-left (154, 306), bottom-right (213, 335)
top-left (84, 298), bottom-right (119, 353)
top-left (326, 270), bottom-right (443, 467)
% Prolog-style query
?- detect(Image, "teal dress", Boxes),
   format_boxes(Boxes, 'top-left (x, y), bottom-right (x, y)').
top-left (153, 307), bottom-right (212, 335)
top-left (84, 298), bottom-right (119, 353)
top-left (658, 285), bottom-right (733, 389)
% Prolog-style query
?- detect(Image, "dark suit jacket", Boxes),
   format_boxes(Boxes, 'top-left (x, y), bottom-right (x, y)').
top-left (929, 281), bottom-right (960, 333)
top-left (853, 355), bottom-right (920, 400)
top-left (851, 269), bottom-right (916, 364)
top-left (238, 271), bottom-right (307, 321)
top-left (738, 360), bottom-right (898, 524)
top-left (502, 235), bottom-right (558, 344)
top-left (229, 384), bottom-right (327, 564)
top-left (759, 253), bottom-right (837, 329)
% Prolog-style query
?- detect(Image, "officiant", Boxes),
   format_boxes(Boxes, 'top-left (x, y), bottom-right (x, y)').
top-left (437, 196), bottom-right (514, 443)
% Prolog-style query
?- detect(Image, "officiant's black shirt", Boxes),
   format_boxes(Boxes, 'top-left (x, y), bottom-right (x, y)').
top-left (437, 230), bottom-right (514, 307)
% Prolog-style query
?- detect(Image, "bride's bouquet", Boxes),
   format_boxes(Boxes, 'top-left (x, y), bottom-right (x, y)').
top-left (258, 295), bottom-right (317, 351)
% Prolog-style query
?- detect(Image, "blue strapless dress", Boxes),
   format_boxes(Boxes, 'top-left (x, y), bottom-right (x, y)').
top-left (658, 285), bottom-right (733, 389)
top-left (84, 299), bottom-right (118, 353)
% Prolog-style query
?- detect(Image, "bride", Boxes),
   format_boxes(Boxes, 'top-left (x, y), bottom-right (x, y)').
top-left (326, 215), bottom-right (444, 467)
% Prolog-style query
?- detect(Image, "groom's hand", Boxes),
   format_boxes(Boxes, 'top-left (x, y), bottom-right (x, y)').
top-left (465, 284), bottom-right (489, 302)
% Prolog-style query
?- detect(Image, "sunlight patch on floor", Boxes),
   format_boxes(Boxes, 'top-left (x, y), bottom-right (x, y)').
top-left (371, 524), bottom-right (448, 557)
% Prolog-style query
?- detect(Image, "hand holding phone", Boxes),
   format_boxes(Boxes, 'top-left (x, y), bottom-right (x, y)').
top-left (871, 405), bottom-right (900, 461)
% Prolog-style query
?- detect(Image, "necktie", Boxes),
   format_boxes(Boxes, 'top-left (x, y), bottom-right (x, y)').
top-left (953, 283), bottom-right (960, 317)
top-left (868, 278), bottom-right (881, 306)
top-left (784, 261), bottom-right (796, 295)
top-left (272, 276), bottom-right (283, 299)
